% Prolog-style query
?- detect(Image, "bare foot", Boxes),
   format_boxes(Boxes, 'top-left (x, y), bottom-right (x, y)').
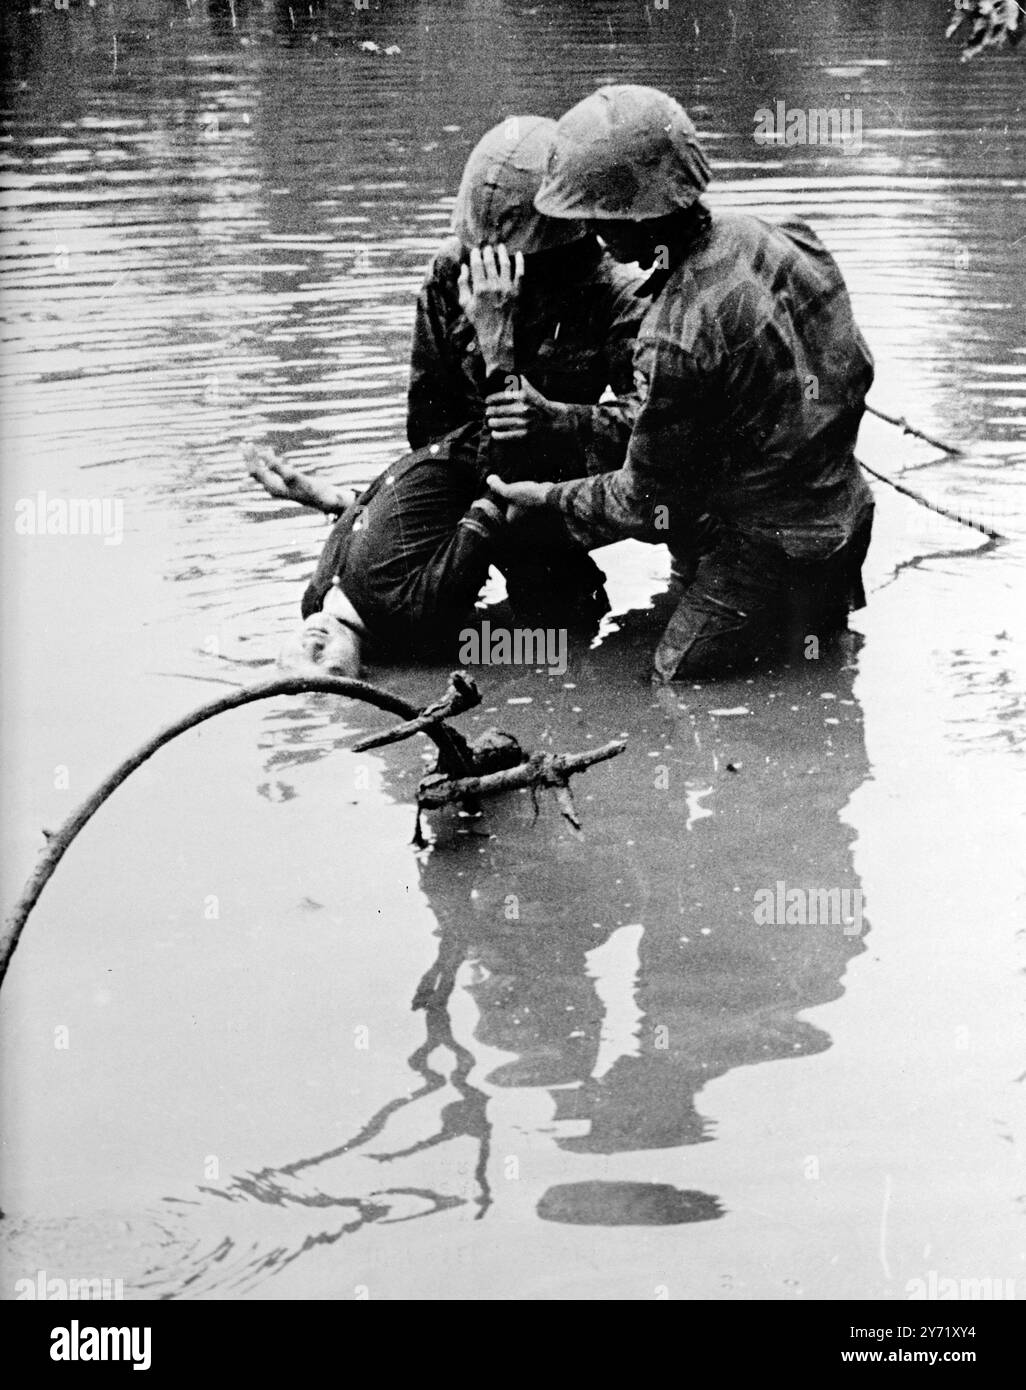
top-left (244, 444), bottom-right (354, 515)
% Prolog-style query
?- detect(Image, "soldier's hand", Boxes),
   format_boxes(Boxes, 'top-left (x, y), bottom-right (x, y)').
top-left (485, 375), bottom-right (566, 441)
top-left (244, 443), bottom-right (354, 515)
top-left (457, 244), bottom-right (524, 373)
top-left (486, 474), bottom-right (553, 520)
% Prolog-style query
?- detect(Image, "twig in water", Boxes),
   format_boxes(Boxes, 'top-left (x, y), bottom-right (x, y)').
top-left (352, 671), bottom-right (479, 755)
top-left (416, 740), bottom-right (628, 839)
top-left (859, 459), bottom-right (1004, 540)
top-left (865, 403), bottom-right (963, 457)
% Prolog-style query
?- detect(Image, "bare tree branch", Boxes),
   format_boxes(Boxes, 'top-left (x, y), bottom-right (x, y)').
top-left (352, 671), bottom-right (480, 756)
top-left (416, 740), bottom-right (628, 834)
top-left (0, 674), bottom-right (627, 989)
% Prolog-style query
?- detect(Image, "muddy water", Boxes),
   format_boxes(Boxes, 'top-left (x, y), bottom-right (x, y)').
top-left (1, 1), bottom-right (1024, 1300)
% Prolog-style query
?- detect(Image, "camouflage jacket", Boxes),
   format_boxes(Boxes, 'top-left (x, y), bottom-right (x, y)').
top-left (547, 212), bottom-right (876, 559)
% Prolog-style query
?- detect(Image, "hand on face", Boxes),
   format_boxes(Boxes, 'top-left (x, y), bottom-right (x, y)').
top-left (457, 243), bottom-right (525, 371)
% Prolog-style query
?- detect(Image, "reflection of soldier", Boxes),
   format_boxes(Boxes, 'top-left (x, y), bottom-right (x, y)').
top-left (539, 628), bottom-right (871, 1164)
top-left (378, 629), bottom-right (872, 1208)
top-left (161, 630), bottom-right (870, 1267)
top-left (267, 628), bottom-right (870, 1230)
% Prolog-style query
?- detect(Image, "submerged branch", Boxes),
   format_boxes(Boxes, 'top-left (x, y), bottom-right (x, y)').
top-left (416, 739), bottom-right (628, 835)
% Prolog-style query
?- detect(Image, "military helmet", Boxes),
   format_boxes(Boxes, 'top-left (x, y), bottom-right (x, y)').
top-left (451, 115), bottom-right (588, 254)
top-left (534, 85), bottom-right (712, 221)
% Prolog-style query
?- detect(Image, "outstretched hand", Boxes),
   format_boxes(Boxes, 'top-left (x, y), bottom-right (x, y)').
top-left (457, 244), bottom-right (524, 373)
top-left (486, 473), bottom-right (553, 522)
top-left (244, 443), bottom-right (355, 515)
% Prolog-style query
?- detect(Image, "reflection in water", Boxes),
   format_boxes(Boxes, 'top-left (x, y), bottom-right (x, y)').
top-left (1, 0), bottom-right (1022, 1301)
top-left (465, 627), bottom-right (871, 1166)
top-left (537, 1183), bottom-right (723, 1227)
top-left (122, 622), bottom-right (871, 1293)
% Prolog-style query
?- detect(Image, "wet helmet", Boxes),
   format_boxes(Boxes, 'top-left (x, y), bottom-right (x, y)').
top-left (534, 85), bottom-right (712, 221)
top-left (451, 115), bottom-right (588, 253)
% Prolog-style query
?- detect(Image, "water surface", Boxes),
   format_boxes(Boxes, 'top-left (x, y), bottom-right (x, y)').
top-left (1, 0), bottom-right (1024, 1300)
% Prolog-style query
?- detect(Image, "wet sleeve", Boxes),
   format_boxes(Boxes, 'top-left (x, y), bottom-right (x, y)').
top-left (407, 267), bottom-right (472, 450)
top-left (544, 394), bottom-right (640, 480)
top-left (579, 273), bottom-right (646, 474)
top-left (537, 278), bottom-right (644, 479)
top-left (475, 367), bottom-right (537, 485)
top-left (545, 338), bottom-right (712, 545)
top-left (401, 499), bottom-right (505, 627)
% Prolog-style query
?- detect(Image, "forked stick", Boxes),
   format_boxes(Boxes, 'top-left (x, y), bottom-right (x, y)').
top-left (416, 740), bottom-right (628, 836)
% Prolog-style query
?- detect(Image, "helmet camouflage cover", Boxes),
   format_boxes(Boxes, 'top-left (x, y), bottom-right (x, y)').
top-left (534, 85), bottom-right (712, 221)
top-left (451, 115), bottom-right (588, 254)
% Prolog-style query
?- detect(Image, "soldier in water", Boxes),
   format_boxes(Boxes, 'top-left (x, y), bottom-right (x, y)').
top-left (490, 86), bottom-right (876, 681)
top-left (247, 115), bottom-right (645, 675)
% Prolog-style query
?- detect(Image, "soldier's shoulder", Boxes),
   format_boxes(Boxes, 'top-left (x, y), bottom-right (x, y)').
top-left (694, 209), bottom-right (770, 262)
top-left (423, 236), bottom-right (464, 287)
top-left (708, 209), bottom-right (831, 268)
top-left (655, 212), bottom-right (777, 313)
top-left (640, 252), bottom-right (728, 360)
top-left (771, 215), bottom-right (842, 278)
top-left (714, 211), bottom-right (846, 298)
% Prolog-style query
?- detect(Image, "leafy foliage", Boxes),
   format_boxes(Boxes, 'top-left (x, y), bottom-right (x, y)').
top-left (947, 0), bottom-right (1024, 59)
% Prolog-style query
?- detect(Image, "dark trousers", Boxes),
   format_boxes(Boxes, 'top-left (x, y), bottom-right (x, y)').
top-left (302, 425), bottom-right (603, 659)
top-left (655, 506), bottom-right (874, 681)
